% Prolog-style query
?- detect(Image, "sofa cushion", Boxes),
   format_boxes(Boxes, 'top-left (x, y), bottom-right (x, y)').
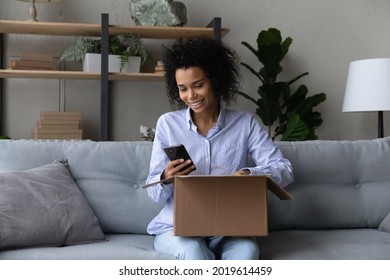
top-left (0, 140), bottom-right (164, 235)
top-left (272, 138), bottom-right (390, 230)
top-left (378, 212), bottom-right (390, 233)
top-left (258, 229), bottom-right (390, 259)
top-left (0, 160), bottom-right (105, 250)
top-left (0, 234), bottom-right (175, 260)
top-left (60, 141), bottom-right (164, 234)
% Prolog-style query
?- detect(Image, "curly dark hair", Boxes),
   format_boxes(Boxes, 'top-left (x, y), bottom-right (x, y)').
top-left (162, 38), bottom-right (240, 108)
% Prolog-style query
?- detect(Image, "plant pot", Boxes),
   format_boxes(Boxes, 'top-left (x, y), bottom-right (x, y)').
top-left (82, 53), bottom-right (141, 73)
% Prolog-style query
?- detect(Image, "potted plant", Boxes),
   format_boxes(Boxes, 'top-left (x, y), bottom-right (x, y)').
top-left (239, 28), bottom-right (326, 141)
top-left (59, 33), bottom-right (149, 73)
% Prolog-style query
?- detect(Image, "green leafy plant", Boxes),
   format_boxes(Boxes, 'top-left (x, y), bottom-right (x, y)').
top-left (0, 135), bottom-right (11, 140)
top-left (59, 33), bottom-right (149, 71)
top-left (239, 28), bottom-right (326, 141)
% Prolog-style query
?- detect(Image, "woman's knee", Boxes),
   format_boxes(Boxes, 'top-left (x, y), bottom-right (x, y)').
top-left (221, 238), bottom-right (260, 260)
top-left (155, 232), bottom-right (214, 260)
top-left (240, 238), bottom-right (260, 259)
top-left (175, 238), bottom-right (215, 260)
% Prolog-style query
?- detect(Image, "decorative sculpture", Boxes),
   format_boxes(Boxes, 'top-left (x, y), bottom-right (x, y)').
top-left (129, 0), bottom-right (187, 27)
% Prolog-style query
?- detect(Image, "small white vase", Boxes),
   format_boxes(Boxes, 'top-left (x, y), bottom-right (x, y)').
top-left (82, 53), bottom-right (141, 73)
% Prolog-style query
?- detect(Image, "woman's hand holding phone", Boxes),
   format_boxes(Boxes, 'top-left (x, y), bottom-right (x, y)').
top-left (162, 145), bottom-right (196, 184)
top-left (162, 159), bottom-right (195, 185)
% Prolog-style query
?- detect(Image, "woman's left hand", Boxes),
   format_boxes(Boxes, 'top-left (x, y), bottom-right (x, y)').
top-left (232, 169), bottom-right (250, 176)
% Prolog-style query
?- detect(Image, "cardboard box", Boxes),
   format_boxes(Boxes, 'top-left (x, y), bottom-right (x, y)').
top-left (173, 175), bottom-right (293, 237)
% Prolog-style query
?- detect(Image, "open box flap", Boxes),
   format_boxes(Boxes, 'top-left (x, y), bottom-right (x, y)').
top-left (175, 175), bottom-right (293, 200)
top-left (265, 177), bottom-right (293, 200)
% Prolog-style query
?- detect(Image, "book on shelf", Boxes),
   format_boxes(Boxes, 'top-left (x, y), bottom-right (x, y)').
top-left (154, 61), bottom-right (165, 74)
top-left (32, 135), bottom-right (83, 140)
top-left (38, 119), bottom-right (80, 125)
top-left (9, 66), bottom-right (55, 71)
top-left (31, 130), bottom-right (83, 140)
top-left (40, 111), bottom-right (81, 117)
top-left (31, 111), bottom-right (83, 140)
top-left (154, 65), bottom-right (165, 71)
top-left (31, 128), bottom-right (83, 140)
top-left (21, 51), bottom-right (54, 63)
top-left (33, 128), bottom-right (83, 134)
top-left (40, 111), bottom-right (82, 121)
top-left (10, 60), bottom-right (54, 70)
top-left (37, 120), bottom-right (79, 130)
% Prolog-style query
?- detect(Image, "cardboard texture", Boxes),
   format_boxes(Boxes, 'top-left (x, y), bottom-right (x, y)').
top-left (173, 175), bottom-right (292, 237)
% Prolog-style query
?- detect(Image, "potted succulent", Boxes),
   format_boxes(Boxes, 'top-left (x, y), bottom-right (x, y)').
top-left (239, 28), bottom-right (326, 141)
top-left (59, 33), bottom-right (149, 73)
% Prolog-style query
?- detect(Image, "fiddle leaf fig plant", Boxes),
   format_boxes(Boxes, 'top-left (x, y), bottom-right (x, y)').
top-left (239, 28), bottom-right (326, 141)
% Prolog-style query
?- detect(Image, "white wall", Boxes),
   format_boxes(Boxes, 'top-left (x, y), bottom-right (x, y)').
top-left (1, 0), bottom-right (390, 140)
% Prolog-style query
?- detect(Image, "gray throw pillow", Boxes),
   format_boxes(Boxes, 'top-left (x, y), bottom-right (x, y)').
top-left (0, 160), bottom-right (105, 250)
top-left (378, 212), bottom-right (390, 233)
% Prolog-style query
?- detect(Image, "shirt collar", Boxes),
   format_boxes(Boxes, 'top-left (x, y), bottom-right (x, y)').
top-left (185, 105), bottom-right (226, 131)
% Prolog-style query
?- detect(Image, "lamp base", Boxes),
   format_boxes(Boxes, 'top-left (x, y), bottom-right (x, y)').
top-left (378, 111), bottom-right (384, 138)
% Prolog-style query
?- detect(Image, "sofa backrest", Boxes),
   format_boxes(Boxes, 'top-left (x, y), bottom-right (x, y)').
top-left (270, 137), bottom-right (390, 230)
top-left (0, 140), bottom-right (162, 234)
top-left (1, 138), bottom-right (390, 234)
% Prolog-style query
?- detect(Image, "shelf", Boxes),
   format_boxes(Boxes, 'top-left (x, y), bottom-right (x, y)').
top-left (0, 69), bottom-right (165, 81)
top-left (109, 72), bottom-right (164, 81)
top-left (0, 20), bottom-right (229, 39)
top-left (0, 15), bottom-right (227, 140)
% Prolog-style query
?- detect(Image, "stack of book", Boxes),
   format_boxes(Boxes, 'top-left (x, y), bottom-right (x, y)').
top-left (154, 61), bottom-right (165, 74)
top-left (10, 51), bottom-right (54, 71)
top-left (32, 112), bottom-right (83, 140)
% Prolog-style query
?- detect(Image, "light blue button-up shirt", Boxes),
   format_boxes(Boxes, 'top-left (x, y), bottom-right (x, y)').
top-left (146, 107), bottom-right (293, 235)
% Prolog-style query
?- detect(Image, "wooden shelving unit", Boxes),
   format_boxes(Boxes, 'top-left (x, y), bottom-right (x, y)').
top-left (0, 69), bottom-right (165, 81)
top-left (0, 16), bottom-right (229, 140)
top-left (0, 19), bottom-right (229, 38)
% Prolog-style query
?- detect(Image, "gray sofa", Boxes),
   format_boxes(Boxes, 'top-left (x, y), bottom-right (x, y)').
top-left (0, 138), bottom-right (389, 260)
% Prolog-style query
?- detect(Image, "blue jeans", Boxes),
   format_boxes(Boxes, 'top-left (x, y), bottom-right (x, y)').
top-left (154, 230), bottom-right (260, 260)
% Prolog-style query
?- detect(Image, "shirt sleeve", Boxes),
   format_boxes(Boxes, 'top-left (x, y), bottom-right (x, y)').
top-left (244, 114), bottom-right (294, 187)
top-left (146, 116), bottom-right (174, 203)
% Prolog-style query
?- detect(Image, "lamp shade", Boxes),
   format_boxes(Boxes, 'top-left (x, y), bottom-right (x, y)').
top-left (343, 58), bottom-right (390, 112)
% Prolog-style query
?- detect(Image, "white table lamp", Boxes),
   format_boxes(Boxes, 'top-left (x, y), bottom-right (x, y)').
top-left (16, 0), bottom-right (59, 22)
top-left (343, 58), bottom-right (390, 138)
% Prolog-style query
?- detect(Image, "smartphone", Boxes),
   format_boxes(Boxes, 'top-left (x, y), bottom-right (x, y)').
top-left (164, 144), bottom-right (196, 171)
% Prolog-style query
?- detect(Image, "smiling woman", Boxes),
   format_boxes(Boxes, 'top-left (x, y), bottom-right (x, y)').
top-left (144, 38), bottom-right (294, 260)
top-left (162, 39), bottom-right (239, 108)
top-left (175, 67), bottom-right (219, 135)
